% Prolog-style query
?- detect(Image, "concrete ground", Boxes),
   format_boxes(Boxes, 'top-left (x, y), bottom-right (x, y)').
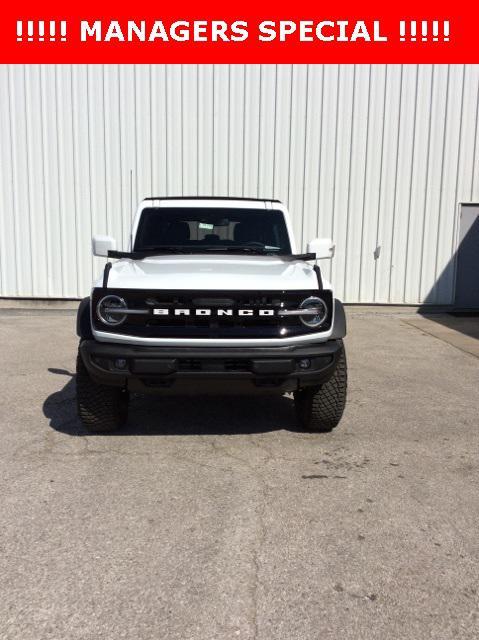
top-left (0, 308), bottom-right (478, 640)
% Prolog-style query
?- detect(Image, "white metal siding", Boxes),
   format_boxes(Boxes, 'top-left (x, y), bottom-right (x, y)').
top-left (1, 64), bottom-right (478, 302)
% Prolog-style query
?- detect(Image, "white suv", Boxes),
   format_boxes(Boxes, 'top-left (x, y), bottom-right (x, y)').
top-left (76, 197), bottom-right (347, 432)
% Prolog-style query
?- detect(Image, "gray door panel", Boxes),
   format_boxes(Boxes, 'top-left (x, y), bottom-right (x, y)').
top-left (455, 205), bottom-right (479, 309)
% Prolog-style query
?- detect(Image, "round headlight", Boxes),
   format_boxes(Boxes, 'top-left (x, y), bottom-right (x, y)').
top-left (299, 296), bottom-right (327, 328)
top-left (97, 295), bottom-right (128, 326)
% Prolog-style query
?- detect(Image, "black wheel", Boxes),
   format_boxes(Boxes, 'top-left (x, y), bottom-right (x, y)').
top-left (76, 350), bottom-right (128, 432)
top-left (294, 341), bottom-right (347, 432)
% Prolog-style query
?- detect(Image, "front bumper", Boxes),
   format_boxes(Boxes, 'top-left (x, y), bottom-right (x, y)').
top-left (79, 339), bottom-right (343, 395)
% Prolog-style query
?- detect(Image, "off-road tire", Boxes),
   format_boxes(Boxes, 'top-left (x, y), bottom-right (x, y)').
top-left (294, 341), bottom-right (347, 432)
top-left (76, 351), bottom-right (128, 432)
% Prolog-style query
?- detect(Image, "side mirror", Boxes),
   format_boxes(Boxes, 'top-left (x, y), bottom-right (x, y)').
top-left (307, 238), bottom-right (335, 260)
top-left (92, 235), bottom-right (116, 257)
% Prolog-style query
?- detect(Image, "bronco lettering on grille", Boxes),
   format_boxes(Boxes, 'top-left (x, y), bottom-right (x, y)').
top-left (152, 308), bottom-right (276, 317)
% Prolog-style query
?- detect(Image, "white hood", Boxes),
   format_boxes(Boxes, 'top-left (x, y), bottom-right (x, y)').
top-left (96, 255), bottom-right (327, 291)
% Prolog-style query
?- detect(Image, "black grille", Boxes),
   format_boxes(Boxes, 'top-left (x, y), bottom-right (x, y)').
top-left (92, 288), bottom-right (333, 339)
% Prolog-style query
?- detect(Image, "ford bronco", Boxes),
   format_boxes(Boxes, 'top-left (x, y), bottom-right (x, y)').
top-left (76, 197), bottom-right (347, 432)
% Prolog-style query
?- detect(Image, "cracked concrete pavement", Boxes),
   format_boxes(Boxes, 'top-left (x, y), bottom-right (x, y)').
top-left (0, 308), bottom-right (478, 639)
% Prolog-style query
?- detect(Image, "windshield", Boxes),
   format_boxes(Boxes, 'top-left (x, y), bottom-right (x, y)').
top-left (133, 207), bottom-right (292, 255)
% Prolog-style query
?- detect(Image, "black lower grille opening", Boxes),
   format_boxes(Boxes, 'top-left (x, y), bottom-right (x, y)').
top-left (224, 359), bottom-right (251, 371)
top-left (178, 359), bottom-right (202, 371)
top-left (177, 358), bottom-right (252, 372)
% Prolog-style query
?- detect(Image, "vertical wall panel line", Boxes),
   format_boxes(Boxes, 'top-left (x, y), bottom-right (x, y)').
top-left (271, 65), bottom-right (278, 195)
top-left (417, 66), bottom-right (435, 302)
top-left (227, 64), bottom-right (231, 195)
top-left (357, 65), bottom-right (372, 299)
top-left (447, 65), bottom-right (466, 301)
top-left (286, 64), bottom-right (294, 207)
top-left (314, 65), bottom-right (325, 240)
top-left (196, 64), bottom-right (200, 194)
top-left (7, 65), bottom-right (20, 294)
top-left (149, 64), bottom-right (153, 196)
top-left (133, 65), bottom-right (139, 201)
top-left (330, 66), bottom-right (341, 273)
top-left (68, 66), bottom-right (79, 295)
top-left (342, 65), bottom-right (357, 296)
top-left (101, 65), bottom-right (109, 232)
top-left (256, 65), bottom-right (262, 198)
top-left (39, 66), bottom-right (51, 295)
top-left (372, 65), bottom-right (388, 301)
top-left (55, 66), bottom-right (67, 294)
top-left (402, 65), bottom-right (419, 302)
top-left (211, 66), bottom-right (216, 195)
top-left (432, 65), bottom-right (451, 291)
top-left (23, 65), bottom-right (35, 295)
top-left (300, 65), bottom-right (310, 249)
top-left (241, 65), bottom-right (246, 196)
top-left (85, 66), bottom-right (94, 280)
top-left (387, 65), bottom-right (404, 302)
top-left (117, 65), bottom-right (125, 246)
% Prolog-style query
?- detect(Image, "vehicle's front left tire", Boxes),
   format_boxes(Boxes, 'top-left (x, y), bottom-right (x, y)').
top-left (76, 350), bottom-right (128, 432)
top-left (294, 340), bottom-right (347, 432)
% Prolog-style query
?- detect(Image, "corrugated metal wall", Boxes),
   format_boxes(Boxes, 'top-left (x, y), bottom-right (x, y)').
top-left (1, 64), bottom-right (478, 302)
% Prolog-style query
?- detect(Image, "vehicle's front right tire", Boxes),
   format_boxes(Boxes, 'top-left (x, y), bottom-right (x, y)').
top-left (76, 350), bottom-right (128, 433)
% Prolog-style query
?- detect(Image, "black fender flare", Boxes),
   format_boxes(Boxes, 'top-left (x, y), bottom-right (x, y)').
top-left (77, 297), bottom-right (93, 339)
top-left (331, 299), bottom-right (347, 339)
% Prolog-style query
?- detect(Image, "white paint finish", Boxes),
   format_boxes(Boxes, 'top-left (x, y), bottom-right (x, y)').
top-left (1, 64), bottom-right (479, 303)
top-left (100, 254), bottom-right (319, 292)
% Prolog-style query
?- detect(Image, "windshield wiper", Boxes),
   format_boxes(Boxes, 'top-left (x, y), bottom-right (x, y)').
top-left (108, 244), bottom-right (287, 260)
top-left (200, 246), bottom-right (267, 255)
top-left (108, 247), bottom-right (192, 259)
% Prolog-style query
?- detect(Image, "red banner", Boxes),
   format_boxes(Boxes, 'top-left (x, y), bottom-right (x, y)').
top-left (1, 0), bottom-right (477, 63)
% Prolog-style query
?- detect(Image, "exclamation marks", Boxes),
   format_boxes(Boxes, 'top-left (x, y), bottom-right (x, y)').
top-left (16, 20), bottom-right (67, 43)
top-left (399, 20), bottom-right (450, 43)
top-left (410, 21), bottom-right (417, 42)
top-left (421, 22), bottom-right (428, 42)
top-left (443, 21), bottom-right (450, 42)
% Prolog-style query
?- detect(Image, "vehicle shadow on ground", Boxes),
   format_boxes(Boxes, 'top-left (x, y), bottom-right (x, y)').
top-left (43, 369), bottom-right (299, 436)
